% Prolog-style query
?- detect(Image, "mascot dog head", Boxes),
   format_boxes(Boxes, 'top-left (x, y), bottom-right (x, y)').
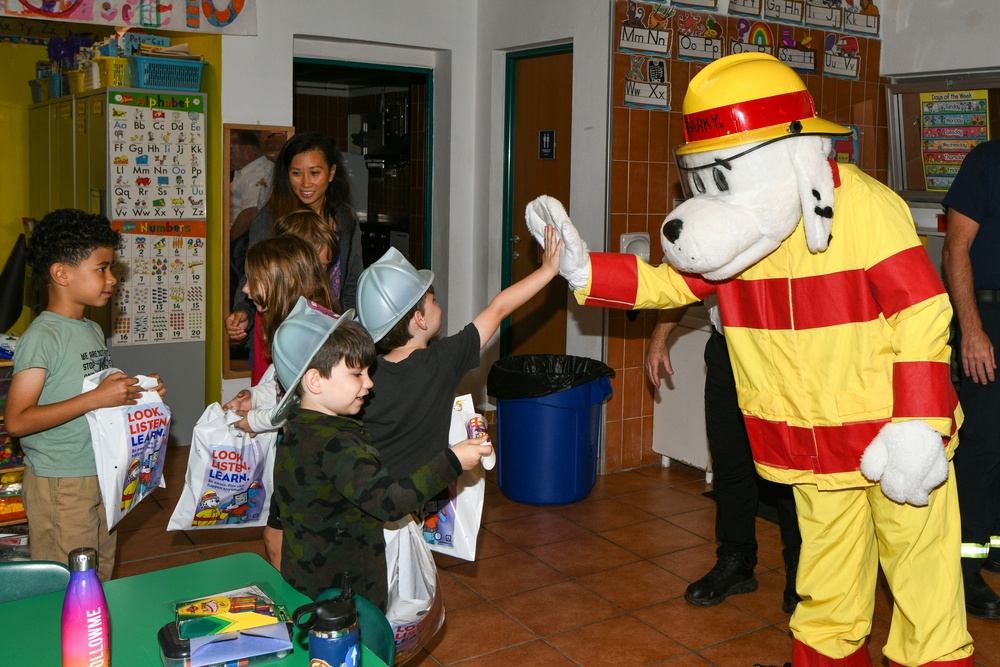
top-left (662, 53), bottom-right (852, 281)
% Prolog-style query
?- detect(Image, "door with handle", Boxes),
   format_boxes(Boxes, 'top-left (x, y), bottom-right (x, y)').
top-left (501, 47), bottom-right (572, 357)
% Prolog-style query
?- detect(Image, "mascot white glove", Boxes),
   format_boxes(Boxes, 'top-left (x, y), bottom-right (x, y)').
top-left (525, 195), bottom-right (590, 291)
top-left (859, 420), bottom-right (949, 506)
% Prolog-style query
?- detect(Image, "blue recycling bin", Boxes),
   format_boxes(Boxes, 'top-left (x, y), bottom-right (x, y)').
top-left (487, 355), bottom-right (614, 505)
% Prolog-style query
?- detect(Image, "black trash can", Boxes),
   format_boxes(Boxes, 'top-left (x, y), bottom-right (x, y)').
top-left (487, 355), bottom-right (614, 505)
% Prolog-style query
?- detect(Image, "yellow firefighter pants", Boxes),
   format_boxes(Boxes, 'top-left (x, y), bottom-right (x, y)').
top-left (789, 465), bottom-right (973, 666)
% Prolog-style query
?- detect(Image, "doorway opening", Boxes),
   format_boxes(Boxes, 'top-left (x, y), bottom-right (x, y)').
top-left (292, 59), bottom-right (433, 270)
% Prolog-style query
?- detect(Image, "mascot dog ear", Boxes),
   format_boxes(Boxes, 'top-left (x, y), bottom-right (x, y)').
top-left (791, 136), bottom-right (836, 253)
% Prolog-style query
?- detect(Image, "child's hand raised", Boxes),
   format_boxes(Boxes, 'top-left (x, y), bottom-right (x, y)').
top-left (541, 224), bottom-right (563, 278)
top-left (91, 372), bottom-right (143, 409)
top-left (451, 436), bottom-right (493, 471)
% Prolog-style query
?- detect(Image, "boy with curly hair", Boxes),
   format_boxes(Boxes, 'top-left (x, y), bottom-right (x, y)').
top-left (6, 209), bottom-right (165, 580)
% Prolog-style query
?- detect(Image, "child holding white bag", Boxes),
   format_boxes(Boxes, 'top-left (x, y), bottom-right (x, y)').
top-left (222, 229), bottom-right (337, 565)
top-left (6, 209), bottom-right (166, 580)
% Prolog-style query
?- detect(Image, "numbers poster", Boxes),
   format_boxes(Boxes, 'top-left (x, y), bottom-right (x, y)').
top-left (107, 90), bottom-right (207, 346)
top-left (111, 220), bottom-right (207, 346)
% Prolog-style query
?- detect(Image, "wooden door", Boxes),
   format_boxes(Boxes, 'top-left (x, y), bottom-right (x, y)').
top-left (505, 49), bottom-right (572, 357)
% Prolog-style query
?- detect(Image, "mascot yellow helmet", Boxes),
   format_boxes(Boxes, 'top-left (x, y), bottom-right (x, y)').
top-left (676, 53), bottom-right (851, 156)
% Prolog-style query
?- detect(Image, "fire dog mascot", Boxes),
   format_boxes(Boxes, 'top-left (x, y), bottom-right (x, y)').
top-left (526, 53), bottom-right (974, 666)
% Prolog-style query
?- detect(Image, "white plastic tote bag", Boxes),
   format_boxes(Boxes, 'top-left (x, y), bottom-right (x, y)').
top-left (420, 394), bottom-right (487, 561)
top-left (83, 369), bottom-right (171, 529)
top-left (384, 514), bottom-right (445, 665)
top-left (168, 402), bottom-right (277, 530)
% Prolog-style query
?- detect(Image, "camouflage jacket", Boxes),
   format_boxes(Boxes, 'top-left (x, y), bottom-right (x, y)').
top-left (275, 408), bottom-right (460, 610)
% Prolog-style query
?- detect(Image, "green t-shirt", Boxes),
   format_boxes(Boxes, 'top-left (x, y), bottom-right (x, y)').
top-left (13, 311), bottom-right (112, 477)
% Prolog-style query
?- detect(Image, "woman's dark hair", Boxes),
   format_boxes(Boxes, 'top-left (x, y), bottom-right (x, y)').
top-left (265, 131), bottom-right (351, 225)
top-left (27, 209), bottom-right (122, 285)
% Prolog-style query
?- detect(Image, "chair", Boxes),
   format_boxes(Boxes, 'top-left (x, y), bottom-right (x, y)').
top-left (317, 587), bottom-right (395, 666)
top-left (0, 560), bottom-right (71, 603)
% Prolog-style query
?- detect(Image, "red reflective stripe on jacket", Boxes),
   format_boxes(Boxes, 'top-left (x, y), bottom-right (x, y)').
top-left (745, 415), bottom-right (887, 474)
top-left (584, 253), bottom-right (639, 310)
top-left (893, 361), bottom-right (959, 431)
top-left (868, 246), bottom-right (947, 318)
top-left (680, 273), bottom-right (718, 301)
top-left (717, 270), bottom-right (881, 330)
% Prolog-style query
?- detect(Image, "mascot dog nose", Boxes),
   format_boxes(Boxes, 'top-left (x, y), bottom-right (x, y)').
top-left (663, 218), bottom-right (683, 244)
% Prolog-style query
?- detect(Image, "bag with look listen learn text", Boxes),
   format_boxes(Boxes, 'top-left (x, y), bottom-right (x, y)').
top-left (420, 394), bottom-right (486, 561)
top-left (384, 514), bottom-right (445, 664)
top-left (84, 369), bottom-right (171, 530)
top-left (168, 402), bottom-right (276, 531)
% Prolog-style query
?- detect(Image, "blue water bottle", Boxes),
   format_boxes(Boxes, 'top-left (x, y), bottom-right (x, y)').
top-left (293, 579), bottom-right (360, 667)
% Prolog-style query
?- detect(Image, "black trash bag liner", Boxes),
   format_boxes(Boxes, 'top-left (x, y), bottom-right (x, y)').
top-left (487, 354), bottom-right (615, 400)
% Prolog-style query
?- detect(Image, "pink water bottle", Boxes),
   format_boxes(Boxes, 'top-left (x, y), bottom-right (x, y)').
top-left (62, 547), bottom-right (111, 667)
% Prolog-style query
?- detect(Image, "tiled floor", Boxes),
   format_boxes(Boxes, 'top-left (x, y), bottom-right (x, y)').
top-left (117, 449), bottom-right (1000, 667)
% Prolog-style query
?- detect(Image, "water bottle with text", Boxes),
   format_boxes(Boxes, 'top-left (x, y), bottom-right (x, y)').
top-left (62, 547), bottom-right (111, 667)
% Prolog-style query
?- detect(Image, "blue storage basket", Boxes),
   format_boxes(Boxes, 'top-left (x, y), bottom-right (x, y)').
top-left (129, 55), bottom-right (206, 92)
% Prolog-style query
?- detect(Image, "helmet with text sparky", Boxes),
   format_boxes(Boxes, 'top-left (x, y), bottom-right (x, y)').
top-left (675, 53), bottom-right (851, 157)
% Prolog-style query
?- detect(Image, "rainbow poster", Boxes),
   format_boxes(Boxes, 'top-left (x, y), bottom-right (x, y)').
top-left (730, 19), bottom-right (773, 56)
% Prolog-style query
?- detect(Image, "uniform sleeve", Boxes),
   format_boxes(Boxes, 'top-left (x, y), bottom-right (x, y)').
top-left (574, 252), bottom-right (707, 310)
top-left (325, 431), bottom-right (461, 522)
top-left (942, 143), bottom-right (992, 223)
top-left (856, 178), bottom-right (958, 439)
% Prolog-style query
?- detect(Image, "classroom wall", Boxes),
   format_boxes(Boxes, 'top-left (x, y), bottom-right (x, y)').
top-left (0, 41), bottom-right (47, 335)
top-left (880, 0), bottom-right (998, 76)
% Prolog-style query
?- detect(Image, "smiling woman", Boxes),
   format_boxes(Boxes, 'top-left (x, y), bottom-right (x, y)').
top-left (222, 124), bottom-right (292, 378)
top-left (224, 130), bottom-right (364, 384)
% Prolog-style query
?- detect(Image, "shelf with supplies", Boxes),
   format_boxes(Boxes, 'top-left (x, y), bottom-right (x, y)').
top-left (0, 359), bottom-right (27, 529)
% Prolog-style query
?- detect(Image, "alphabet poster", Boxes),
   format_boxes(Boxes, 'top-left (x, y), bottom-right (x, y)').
top-left (108, 90), bottom-right (206, 221)
top-left (614, 0), bottom-right (880, 106)
top-left (108, 90), bottom-right (206, 346)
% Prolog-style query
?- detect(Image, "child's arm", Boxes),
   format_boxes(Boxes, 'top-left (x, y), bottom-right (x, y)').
top-left (472, 224), bottom-right (562, 349)
top-left (325, 430), bottom-right (465, 523)
top-left (4, 368), bottom-right (142, 438)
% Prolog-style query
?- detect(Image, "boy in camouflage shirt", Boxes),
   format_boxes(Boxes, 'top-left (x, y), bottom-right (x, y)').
top-left (268, 298), bottom-right (491, 608)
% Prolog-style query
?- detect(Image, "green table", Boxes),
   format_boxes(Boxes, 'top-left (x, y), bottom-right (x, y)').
top-left (0, 552), bottom-right (387, 666)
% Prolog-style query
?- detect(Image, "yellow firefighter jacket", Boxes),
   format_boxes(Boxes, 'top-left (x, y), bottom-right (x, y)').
top-left (579, 163), bottom-right (960, 489)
